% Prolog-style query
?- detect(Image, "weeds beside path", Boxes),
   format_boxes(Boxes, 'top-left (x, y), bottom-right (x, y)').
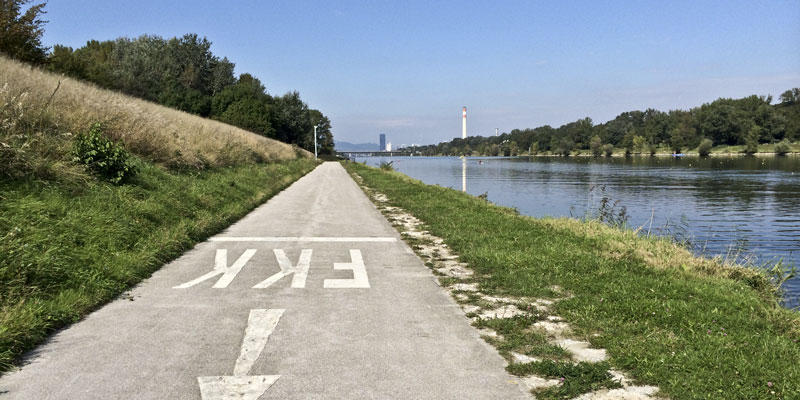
top-left (344, 162), bottom-right (800, 400)
top-left (0, 158), bottom-right (317, 371)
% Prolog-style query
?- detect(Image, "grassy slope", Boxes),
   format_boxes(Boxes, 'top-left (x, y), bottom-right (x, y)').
top-left (1, 55), bottom-right (304, 176)
top-left (346, 162), bottom-right (800, 400)
top-left (0, 56), bottom-right (319, 371)
top-left (0, 158), bottom-right (317, 370)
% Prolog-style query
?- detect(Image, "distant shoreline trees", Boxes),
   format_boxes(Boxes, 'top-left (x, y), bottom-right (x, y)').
top-left (408, 90), bottom-right (800, 156)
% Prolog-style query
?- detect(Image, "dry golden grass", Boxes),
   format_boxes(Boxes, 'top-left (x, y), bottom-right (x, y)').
top-left (1, 55), bottom-right (308, 175)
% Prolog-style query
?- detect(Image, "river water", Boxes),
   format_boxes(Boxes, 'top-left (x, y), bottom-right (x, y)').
top-left (355, 155), bottom-right (800, 305)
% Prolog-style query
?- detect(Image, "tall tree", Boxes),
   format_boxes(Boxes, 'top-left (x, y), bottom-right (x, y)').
top-left (271, 91), bottom-right (312, 148)
top-left (0, 0), bottom-right (48, 63)
top-left (308, 109), bottom-right (334, 155)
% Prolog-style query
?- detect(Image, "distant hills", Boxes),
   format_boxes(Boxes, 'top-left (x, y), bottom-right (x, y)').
top-left (334, 141), bottom-right (381, 151)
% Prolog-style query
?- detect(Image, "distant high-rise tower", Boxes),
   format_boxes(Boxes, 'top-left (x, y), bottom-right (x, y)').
top-left (379, 134), bottom-right (386, 151)
top-left (462, 107), bottom-right (467, 139)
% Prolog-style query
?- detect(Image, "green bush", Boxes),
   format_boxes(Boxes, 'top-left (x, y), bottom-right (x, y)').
top-left (602, 144), bottom-right (614, 157)
top-left (698, 138), bottom-right (713, 156)
top-left (775, 140), bottom-right (791, 155)
top-left (379, 161), bottom-right (394, 171)
top-left (73, 123), bottom-right (137, 184)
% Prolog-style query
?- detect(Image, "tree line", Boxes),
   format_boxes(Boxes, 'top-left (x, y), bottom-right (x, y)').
top-left (410, 91), bottom-right (800, 157)
top-left (0, 0), bottom-right (333, 155)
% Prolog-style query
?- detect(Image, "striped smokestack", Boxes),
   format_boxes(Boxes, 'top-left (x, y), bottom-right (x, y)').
top-left (462, 106), bottom-right (467, 139)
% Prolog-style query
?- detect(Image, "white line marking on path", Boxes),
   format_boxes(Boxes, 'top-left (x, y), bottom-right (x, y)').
top-left (198, 309), bottom-right (285, 400)
top-left (324, 250), bottom-right (370, 289)
top-left (209, 236), bottom-right (397, 242)
top-left (197, 376), bottom-right (279, 400)
top-left (234, 309), bottom-right (285, 376)
top-left (173, 249), bottom-right (256, 289)
top-left (252, 249), bottom-right (311, 289)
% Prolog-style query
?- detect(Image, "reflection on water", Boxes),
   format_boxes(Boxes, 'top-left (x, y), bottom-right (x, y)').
top-left (356, 155), bottom-right (800, 305)
top-left (461, 156), bottom-right (466, 192)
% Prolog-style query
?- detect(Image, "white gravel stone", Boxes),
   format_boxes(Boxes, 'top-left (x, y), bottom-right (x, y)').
top-left (532, 320), bottom-right (572, 337)
top-left (478, 304), bottom-right (526, 320)
top-left (520, 375), bottom-right (561, 391)
top-left (557, 339), bottom-right (607, 362)
top-left (572, 386), bottom-right (658, 399)
top-left (510, 352), bottom-right (540, 364)
top-left (451, 283), bottom-right (479, 292)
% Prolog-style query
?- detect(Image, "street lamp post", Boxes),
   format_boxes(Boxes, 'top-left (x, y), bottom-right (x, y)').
top-left (313, 125), bottom-right (318, 160)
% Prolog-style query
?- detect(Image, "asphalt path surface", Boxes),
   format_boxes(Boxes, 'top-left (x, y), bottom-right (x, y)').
top-left (0, 162), bottom-right (528, 399)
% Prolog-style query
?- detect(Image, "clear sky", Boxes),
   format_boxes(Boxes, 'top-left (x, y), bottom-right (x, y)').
top-left (41, 0), bottom-right (800, 146)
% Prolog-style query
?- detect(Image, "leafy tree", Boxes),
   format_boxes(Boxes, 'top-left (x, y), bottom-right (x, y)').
top-left (72, 40), bottom-right (116, 86)
top-left (743, 125), bottom-right (760, 154)
top-left (210, 57), bottom-right (236, 95)
top-left (632, 135), bottom-right (646, 154)
top-left (698, 139), bottom-right (713, 156)
top-left (308, 109), bottom-right (334, 155)
top-left (774, 140), bottom-right (790, 156)
top-left (218, 97), bottom-right (273, 136)
top-left (622, 130), bottom-right (635, 155)
top-left (779, 88), bottom-right (799, 105)
top-left (647, 142), bottom-right (657, 156)
top-left (602, 144), bottom-right (614, 157)
top-left (0, 0), bottom-right (48, 64)
top-left (589, 135), bottom-right (602, 156)
top-left (271, 91), bottom-right (312, 149)
top-left (669, 122), bottom-right (694, 153)
top-left (557, 138), bottom-right (574, 156)
top-left (777, 90), bottom-right (800, 141)
top-left (48, 45), bottom-right (84, 76)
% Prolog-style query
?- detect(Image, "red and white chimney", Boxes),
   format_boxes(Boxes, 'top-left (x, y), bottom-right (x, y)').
top-left (462, 106), bottom-right (467, 139)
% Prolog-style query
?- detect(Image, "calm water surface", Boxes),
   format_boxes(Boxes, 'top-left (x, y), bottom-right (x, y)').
top-left (357, 156), bottom-right (800, 304)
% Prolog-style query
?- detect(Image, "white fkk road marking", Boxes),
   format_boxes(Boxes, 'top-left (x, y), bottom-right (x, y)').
top-left (252, 249), bottom-right (311, 289)
top-left (198, 309), bottom-right (285, 400)
top-left (324, 249), bottom-right (370, 289)
top-left (174, 249), bottom-right (372, 289)
top-left (173, 249), bottom-right (312, 289)
top-left (173, 249), bottom-right (256, 289)
top-left (209, 236), bottom-right (396, 242)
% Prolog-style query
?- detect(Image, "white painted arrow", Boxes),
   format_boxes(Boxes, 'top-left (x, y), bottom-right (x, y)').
top-left (198, 309), bottom-right (285, 400)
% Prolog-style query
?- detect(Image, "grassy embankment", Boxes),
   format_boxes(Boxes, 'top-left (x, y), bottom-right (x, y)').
top-left (345, 162), bottom-right (800, 400)
top-left (0, 56), bottom-right (318, 371)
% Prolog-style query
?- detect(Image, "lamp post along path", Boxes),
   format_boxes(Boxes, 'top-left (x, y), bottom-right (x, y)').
top-left (313, 125), bottom-right (318, 160)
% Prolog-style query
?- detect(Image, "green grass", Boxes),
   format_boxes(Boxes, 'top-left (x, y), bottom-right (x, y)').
top-left (345, 162), bottom-right (800, 400)
top-left (0, 158), bottom-right (317, 371)
top-left (507, 360), bottom-right (622, 399)
top-left (473, 315), bottom-right (571, 361)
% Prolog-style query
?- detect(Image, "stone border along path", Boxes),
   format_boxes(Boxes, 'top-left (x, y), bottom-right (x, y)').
top-left (351, 172), bottom-right (662, 400)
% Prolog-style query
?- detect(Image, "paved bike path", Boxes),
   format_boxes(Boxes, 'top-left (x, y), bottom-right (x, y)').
top-left (0, 162), bottom-right (528, 399)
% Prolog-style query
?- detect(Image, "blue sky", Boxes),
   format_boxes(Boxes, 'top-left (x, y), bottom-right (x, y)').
top-left (42, 1), bottom-right (799, 146)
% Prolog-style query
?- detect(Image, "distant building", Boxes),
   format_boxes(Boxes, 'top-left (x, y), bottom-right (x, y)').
top-left (386, 142), bottom-right (392, 151)
top-left (379, 134), bottom-right (386, 151)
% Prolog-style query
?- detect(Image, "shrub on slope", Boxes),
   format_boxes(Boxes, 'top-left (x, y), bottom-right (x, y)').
top-left (1, 55), bottom-right (308, 181)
